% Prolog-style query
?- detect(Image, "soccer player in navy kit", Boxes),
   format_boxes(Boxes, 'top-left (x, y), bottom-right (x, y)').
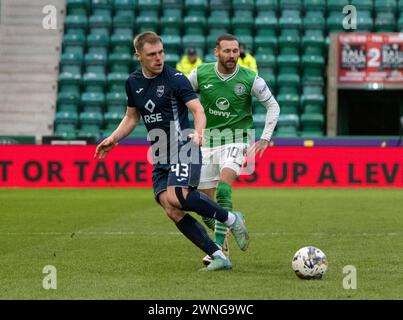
top-left (94, 32), bottom-right (249, 271)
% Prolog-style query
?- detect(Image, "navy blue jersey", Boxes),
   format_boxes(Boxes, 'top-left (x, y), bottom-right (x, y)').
top-left (125, 65), bottom-right (197, 141)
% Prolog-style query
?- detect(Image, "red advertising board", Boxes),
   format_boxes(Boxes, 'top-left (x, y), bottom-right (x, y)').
top-left (338, 33), bottom-right (403, 85)
top-left (0, 146), bottom-right (402, 187)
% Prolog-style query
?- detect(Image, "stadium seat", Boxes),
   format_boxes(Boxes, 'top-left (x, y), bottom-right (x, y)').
top-left (300, 113), bottom-right (324, 137)
top-left (350, 0), bottom-right (374, 11)
top-left (277, 54), bottom-right (300, 75)
top-left (79, 111), bottom-right (104, 129)
top-left (87, 33), bottom-right (110, 55)
top-left (301, 86), bottom-right (325, 113)
top-left (274, 114), bottom-right (299, 137)
top-left (303, 11), bottom-right (326, 32)
top-left (113, 14), bottom-right (135, 36)
top-left (58, 72), bottom-right (82, 96)
top-left (399, 15), bottom-right (403, 31)
top-left (64, 14), bottom-right (88, 36)
top-left (355, 11), bottom-right (374, 32)
top-left (60, 52), bottom-right (83, 76)
top-left (278, 29), bottom-right (300, 55)
top-left (161, 34), bottom-right (182, 54)
top-left (277, 73), bottom-right (300, 94)
top-left (327, 0), bottom-right (349, 13)
top-left (279, 0), bottom-right (302, 11)
top-left (84, 52), bottom-right (107, 73)
top-left (160, 9), bottom-right (182, 29)
top-left (204, 53), bottom-right (217, 62)
top-left (92, 0), bottom-right (114, 16)
top-left (164, 53), bottom-right (181, 67)
top-left (374, 0), bottom-right (397, 13)
top-left (184, 0), bottom-right (208, 12)
top-left (232, 0), bottom-right (255, 10)
top-left (138, 0), bottom-right (161, 11)
top-left (302, 30), bottom-right (325, 55)
top-left (259, 71), bottom-right (276, 93)
top-left (208, 10), bottom-right (230, 29)
top-left (77, 126), bottom-right (102, 139)
top-left (63, 33), bottom-right (86, 56)
top-left (276, 93), bottom-right (300, 114)
top-left (114, 0), bottom-right (136, 13)
top-left (109, 52), bottom-right (132, 73)
top-left (55, 111), bottom-right (79, 126)
top-left (303, 0), bottom-right (326, 12)
top-left (209, 0), bottom-right (231, 10)
top-left (104, 111), bottom-right (125, 130)
top-left (375, 12), bottom-right (397, 31)
top-left (130, 124), bottom-right (149, 138)
top-left (302, 54), bottom-right (325, 85)
top-left (67, 0), bottom-right (90, 15)
top-left (232, 10), bottom-right (254, 29)
top-left (207, 28), bottom-right (229, 52)
top-left (108, 72), bottom-right (127, 92)
top-left (83, 72), bottom-right (106, 93)
top-left (255, 0), bottom-right (278, 11)
top-left (89, 14), bottom-right (112, 35)
top-left (81, 92), bottom-right (105, 112)
top-left (111, 33), bottom-right (133, 54)
top-left (136, 14), bottom-right (159, 33)
top-left (255, 48), bottom-right (276, 71)
top-left (57, 92), bottom-right (80, 112)
top-left (163, 0), bottom-right (184, 9)
top-left (55, 123), bottom-right (77, 139)
top-left (327, 11), bottom-right (346, 33)
top-left (182, 26), bottom-right (206, 54)
top-left (106, 92), bottom-right (127, 112)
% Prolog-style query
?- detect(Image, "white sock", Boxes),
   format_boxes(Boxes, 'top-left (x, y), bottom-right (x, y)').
top-left (212, 250), bottom-right (227, 260)
top-left (224, 212), bottom-right (236, 227)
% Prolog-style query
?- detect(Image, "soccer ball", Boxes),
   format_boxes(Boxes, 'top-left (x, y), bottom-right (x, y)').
top-left (292, 246), bottom-right (328, 279)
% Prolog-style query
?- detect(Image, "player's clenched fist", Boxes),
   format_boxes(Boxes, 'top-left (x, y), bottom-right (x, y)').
top-left (94, 136), bottom-right (118, 159)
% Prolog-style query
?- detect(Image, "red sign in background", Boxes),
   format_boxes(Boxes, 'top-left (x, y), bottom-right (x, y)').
top-left (0, 146), bottom-right (402, 187)
top-left (338, 33), bottom-right (403, 84)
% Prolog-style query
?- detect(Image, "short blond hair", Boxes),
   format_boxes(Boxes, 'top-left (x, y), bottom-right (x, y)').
top-left (133, 31), bottom-right (162, 53)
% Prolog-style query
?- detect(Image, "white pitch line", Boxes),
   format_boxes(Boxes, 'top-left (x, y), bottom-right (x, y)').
top-left (0, 231), bottom-right (401, 237)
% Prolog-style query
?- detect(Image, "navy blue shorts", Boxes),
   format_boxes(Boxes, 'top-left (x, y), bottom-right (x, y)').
top-left (152, 161), bottom-right (202, 203)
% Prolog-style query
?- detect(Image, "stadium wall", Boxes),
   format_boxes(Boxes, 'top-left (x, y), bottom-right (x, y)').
top-left (1, 146), bottom-right (402, 187)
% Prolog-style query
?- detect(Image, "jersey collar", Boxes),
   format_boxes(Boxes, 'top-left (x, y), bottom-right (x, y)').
top-left (214, 63), bottom-right (239, 82)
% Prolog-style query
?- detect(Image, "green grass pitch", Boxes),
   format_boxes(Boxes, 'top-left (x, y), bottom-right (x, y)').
top-left (0, 188), bottom-right (402, 299)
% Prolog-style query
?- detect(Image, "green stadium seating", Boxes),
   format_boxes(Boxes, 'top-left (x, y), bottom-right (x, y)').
top-left (63, 33), bottom-right (86, 56)
top-left (60, 52), bottom-right (82, 76)
top-left (77, 126), bottom-right (101, 138)
top-left (55, 124), bottom-right (78, 139)
top-left (326, 11), bottom-right (346, 33)
top-left (232, 10), bottom-right (254, 29)
top-left (138, 0), bottom-right (161, 11)
top-left (374, 0), bottom-right (397, 13)
top-left (327, 0), bottom-right (349, 13)
top-left (355, 11), bottom-right (374, 32)
top-left (185, 0), bottom-right (208, 13)
top-left (113, 14), bottom-right (135, 36)
top-left (84, 52), bottom-right (107, 73)
top-left (107, 72), bottom-right (127, 92)
top-left (163, 0), bottom-right (183, 8)
top-left (206, 28), bottom-right (229, 51)
top-left (130, 124), bottom-right (149, 138)
top-left (300, 113), bottom-right (324, 137)
top-left (57, 92), bottom-right (80, 112)
top-left (303, 11), bottom-right (325, 32)
top-left (83, 72), bottom-right (106, 93)
top-left (106, 92), bottom-right (127, 112)
top-left (350, 0), bottom-right (374, 11)
top-left (233, 0), bottom-right (255, 10)
top-left (209, 0), bottom-right (232, 10)
top-left (92, 0), bottom-right (114, 16)
top-left (164, 53), bottom-right (181, 67)
top-left (301, 85), bottom-right (325, 113)
top-left (277, 73), bottom-right (300, 94)
top-left (109, 52), bottom-right (132, 73)
top-left (58, 72), bottom-right (82, 96)
top-left (279, 0), bottom-right (302, 11)
top-left (104, 111), bottom-right (125, 129)
top-left (208, 10), bottom-right (231, 29)
top-left (81, 92), bottom-right (105, 112)
top-left (55, 111), bottom-right (79, 125)
top-left (64, 14), bottom-right (88, 36)
top-left (79, 111), bottom-right (104, 128)
top-left (303, 0), bottom-right (326, 12)
top-left (375, 12), bottom-right (397, 31)
top-left (136, 14), bottom-right (159, 33)
top-left (89, 14), bottom-right (112, 35)
top-left (255, 48), bottom-right (276, 71)
top-left (87, 33), bottom-right (110, 55)
top-left (302, 30), bottom-right (325, 55)
top-left (274, 114), bottom-right (299, 137)
top-left (255, 0), bottom-right (278, 11)
top-left (278, 29), bottom-right (300, 55)
top-left (204, 53), bottom-right (217, 62)
top-left (67, 0), bottom-right (90, 15)
top-left (399, 15), bottom-right (403, 31)
top-left (277, 54), bottom-right (300, 75)
top-left (276, 93), bottom-right (300, 114)
top-left (111, 33), bottom-right (133, 54)
top-left (302, 54), bottom-right (325, 85)
top-left (114, 0), bottom-right (136, 12)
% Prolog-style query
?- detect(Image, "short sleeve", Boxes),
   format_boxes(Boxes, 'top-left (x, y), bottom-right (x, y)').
top-left (172, 72), bottom-right (198, 103)
top-left (125, 78), bottom-right (136, 107)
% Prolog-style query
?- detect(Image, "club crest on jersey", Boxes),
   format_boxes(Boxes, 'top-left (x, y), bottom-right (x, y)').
top-left (144, 99), bottom-right (156, 113)
top-left (156, 85), bottom-right (165, 98)
top-left (234, 83), bottom-right (246, 96)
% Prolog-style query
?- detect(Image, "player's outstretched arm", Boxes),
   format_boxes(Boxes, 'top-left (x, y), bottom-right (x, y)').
top-left (94, 107), bottom-right (140, 159)
top-left (186, 98), bottom-right (206, 146)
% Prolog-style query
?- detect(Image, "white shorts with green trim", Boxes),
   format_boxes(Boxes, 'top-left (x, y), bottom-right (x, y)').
top-left (198, 143), bottom-right (249, 189)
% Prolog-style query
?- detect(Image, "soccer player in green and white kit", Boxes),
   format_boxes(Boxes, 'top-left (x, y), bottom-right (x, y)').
top-left (188, 34), bottom-right (280, 264)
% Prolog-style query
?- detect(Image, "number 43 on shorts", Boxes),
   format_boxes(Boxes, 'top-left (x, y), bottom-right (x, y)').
top-left (171, 163), bottom-right (189, 178)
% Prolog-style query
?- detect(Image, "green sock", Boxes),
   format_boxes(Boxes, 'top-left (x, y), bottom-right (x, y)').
top-left (215, 181), bottom-right (232, 247)
top-left (202, 216), bottom-right (215, 231)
